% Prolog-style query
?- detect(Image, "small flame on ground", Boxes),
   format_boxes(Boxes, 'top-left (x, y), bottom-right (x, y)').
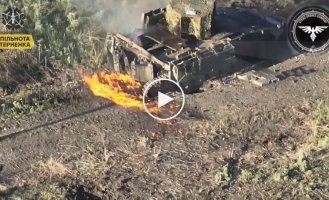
top-left (158, 120), bottom-right (176, 126)
top-left (148, 131), bottom-right (160, 140)
top-left (177, 128), bottom-right (187, 138)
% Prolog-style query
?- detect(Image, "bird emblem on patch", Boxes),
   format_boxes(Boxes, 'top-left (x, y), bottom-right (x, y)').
top-left (298, 26), bottom-right (328, 42)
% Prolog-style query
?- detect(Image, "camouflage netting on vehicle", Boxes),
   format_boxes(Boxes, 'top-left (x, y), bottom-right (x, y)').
top-left (166, 0), bottom-right (215, 39)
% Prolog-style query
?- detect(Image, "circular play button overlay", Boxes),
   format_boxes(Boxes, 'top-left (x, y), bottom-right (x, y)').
top-left (143, 78), bottom-right (185, 121)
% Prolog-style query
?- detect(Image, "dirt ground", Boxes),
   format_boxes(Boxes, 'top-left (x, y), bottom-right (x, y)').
top-left (0, 49), bottom-right (328, 199)
top-left (0, 0), bottom-right (329, 199)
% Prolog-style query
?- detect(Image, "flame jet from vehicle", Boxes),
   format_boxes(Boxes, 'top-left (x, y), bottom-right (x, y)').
top-left (83, 72), bottom-right (159, 113)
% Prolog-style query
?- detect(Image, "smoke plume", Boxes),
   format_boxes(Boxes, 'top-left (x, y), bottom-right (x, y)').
top-left (70, 0), bottom-right (168, 33)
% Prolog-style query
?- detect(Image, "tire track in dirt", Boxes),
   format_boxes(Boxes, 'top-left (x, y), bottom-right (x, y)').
top-left (0, 98), bottom-right (162, 183)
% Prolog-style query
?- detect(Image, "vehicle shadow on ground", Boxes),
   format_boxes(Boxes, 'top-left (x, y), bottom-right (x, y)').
top-left (0, 103), bottom-right (115, 142)
top-left (278, 65), bottom-right (317, 80)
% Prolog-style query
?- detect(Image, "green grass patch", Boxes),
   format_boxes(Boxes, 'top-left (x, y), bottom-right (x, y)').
top-left (0, 180), bottom-right (66, 200)
top-left (313, 100), bottom-right (329, 142)
top-left (0, 94), bottom-right (63, 123)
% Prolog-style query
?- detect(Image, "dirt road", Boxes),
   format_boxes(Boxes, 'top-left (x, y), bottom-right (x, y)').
top-left (0, 52), bottom-right (328, 199)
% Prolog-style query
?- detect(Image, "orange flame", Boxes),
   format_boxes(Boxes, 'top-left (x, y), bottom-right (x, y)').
top-left (158, 120), bottom-right (176, 126)
top-left (177, 128), bottom-right (187, 138)
top-left (83, 72), bottom-right (158, 112)
top-left (148, 131), bottom-right (160, 140)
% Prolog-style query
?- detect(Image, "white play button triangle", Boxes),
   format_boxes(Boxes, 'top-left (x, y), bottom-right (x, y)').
top-left (143, 78), bottom-right (185, 121)
top-left (158, 92), bottom-right (174, 108)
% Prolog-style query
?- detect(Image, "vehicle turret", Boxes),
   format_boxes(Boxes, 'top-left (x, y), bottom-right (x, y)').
top-left (165, 0), bottom-right (215, 39)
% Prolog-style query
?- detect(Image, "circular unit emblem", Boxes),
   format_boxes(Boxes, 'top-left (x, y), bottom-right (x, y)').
top-left (289, 6), bottom-right (329, 53)
top-left (2, 7), bottom-right (25, 30)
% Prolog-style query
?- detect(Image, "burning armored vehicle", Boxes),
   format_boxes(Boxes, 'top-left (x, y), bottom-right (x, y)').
top-left (105, 0), bottom-right (286, 94)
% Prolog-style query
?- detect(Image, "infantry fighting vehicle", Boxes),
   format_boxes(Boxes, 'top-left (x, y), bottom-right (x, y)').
top-left (105, 0), bottom-right (286, 93)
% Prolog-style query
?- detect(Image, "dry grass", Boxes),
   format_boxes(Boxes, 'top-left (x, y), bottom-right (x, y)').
top-left (0, 1), bottom-right (328, 198)
top-left (0, 184), bottom-right (7, 192)
top-left (33, 157), bottom-right (71, 179)
top-left (30, 129), bottom-right (113, 182)
top-left (0, 51), bottom-right (43, 98)
top-left (2, 98), bottom-right (328, 199)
